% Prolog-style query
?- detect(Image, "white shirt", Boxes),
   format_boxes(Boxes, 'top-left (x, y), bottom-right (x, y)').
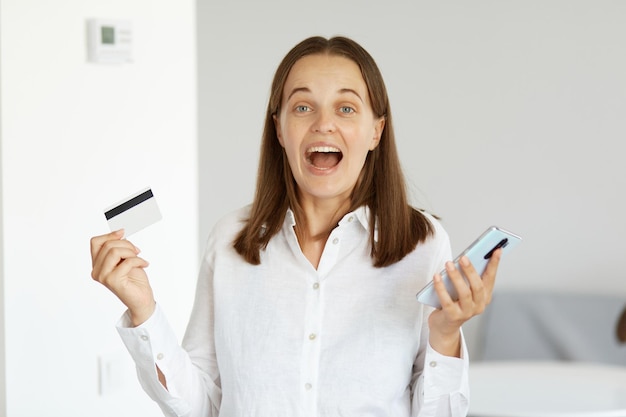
top-left (117, 206), bottom-right (469, 417)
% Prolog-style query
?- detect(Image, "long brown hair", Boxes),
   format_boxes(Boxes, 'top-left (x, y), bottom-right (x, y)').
top-left (233, 36), bottom-right (433, 267)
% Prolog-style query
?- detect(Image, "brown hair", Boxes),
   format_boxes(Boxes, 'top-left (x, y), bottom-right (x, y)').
top-left (233, 36), bottom-right (433, 267)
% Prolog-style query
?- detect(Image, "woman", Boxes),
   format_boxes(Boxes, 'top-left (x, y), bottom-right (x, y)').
top-left (90, 36), bottom-right (500, 417)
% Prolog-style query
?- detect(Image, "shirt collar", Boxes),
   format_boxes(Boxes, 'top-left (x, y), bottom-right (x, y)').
top-left (284, 205), bottom-right (378, 242)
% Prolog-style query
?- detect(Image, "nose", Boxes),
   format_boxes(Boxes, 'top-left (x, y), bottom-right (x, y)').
top-left (312, 109), bottom-right (336, 134)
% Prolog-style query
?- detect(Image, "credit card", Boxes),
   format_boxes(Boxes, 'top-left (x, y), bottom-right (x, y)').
top-left (104, 187), bottom-right (162, 237)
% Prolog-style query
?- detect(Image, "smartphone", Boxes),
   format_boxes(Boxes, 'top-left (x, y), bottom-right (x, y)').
top-left (416, 226), bottom-right (522, 308)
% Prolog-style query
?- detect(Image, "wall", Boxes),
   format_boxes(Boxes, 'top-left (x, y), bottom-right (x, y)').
top-left (1, 0), bottom-right (197, 416)
top-left (197, 0), bottom-right (626, 353)
top-left (0, 32), bottom-right (6, 411)
top-left (1, 1), bottom-right (624, 415)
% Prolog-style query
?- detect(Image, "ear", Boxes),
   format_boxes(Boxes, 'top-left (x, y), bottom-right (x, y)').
top-left (369, 116), bottom-right (385, 151)
top-left (273, 114), bottom-right (284, 147)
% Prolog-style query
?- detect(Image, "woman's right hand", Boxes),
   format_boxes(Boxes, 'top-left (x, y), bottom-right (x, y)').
top-left (90, 229), bottom-right (156, 326)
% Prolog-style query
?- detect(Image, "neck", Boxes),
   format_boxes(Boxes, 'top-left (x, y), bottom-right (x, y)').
top-left (295, 196), bottom-right (350, 240)
top-left (293, 196), bottom-right (351, 269)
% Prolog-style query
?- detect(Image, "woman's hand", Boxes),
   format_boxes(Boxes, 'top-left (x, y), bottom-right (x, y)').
top-left (427, 249), bottom-right (501, 357)
top-left (90, 229), bottom-right (155, 326)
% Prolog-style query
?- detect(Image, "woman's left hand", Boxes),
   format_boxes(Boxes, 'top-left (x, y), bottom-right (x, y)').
top-left (427, 249), bottom-right (501, 357)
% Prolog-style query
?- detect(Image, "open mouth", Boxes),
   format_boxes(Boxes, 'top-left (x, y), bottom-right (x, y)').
top-left (305, 146), bottom-right (343, 170)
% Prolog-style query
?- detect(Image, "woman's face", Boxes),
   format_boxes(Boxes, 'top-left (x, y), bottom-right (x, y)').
top-left (274, 54), bottom-right (385, 207)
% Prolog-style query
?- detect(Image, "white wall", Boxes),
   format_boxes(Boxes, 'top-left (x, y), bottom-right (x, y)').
top-left (197, 0), bottom-right (626, 353)
top-left (0, 60), bottom-right (6, 414)
top-left (1, 1), bottom-right (624, 415)
top-left (1, 0), bottom-right (197, 416)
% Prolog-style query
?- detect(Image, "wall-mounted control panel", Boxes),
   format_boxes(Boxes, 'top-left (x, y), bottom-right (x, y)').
top-left (87, 19), bottom-right (132, 64)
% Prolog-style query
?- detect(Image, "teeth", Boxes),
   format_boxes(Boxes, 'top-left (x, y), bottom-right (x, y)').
top-left (307, 146), bottom-right (340, 153)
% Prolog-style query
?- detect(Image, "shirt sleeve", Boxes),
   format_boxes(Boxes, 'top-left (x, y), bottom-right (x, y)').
top-left (116, 301), bottom-right (221, 417)
top-left (409, 218), bottom-right (470, 416)
top-left (115, 213), bottom-right (241, 417)
top-left (411, 333), bottom-right (470, 416)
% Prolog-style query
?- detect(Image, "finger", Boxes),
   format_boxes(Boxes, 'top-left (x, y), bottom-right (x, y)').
top-left (458, 256), bottom-right (478, 285)
top-left (92, 237), bottom-right (136, 269)
top-left (480, 248), bottom-right (502, 304)
top-left (445, 261), bottom-right (473, 307)
top-left (458, 255), bottom-right (486, 304)
top-left (90, 229), bottom-right (125, 261)
top-left (91, 242), bottom-right (142, 281)
top-left (115, 256), bottom-right (150, 277)
top-left (93, 234), bottom-right (140, 264)
top-left (99, 256), bottom-right (150, 288)
top-left (432, 273), bottom-right (455, 310)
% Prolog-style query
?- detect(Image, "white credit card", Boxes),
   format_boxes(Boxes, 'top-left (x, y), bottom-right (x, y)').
top-left (104, 187), bottom-right (162, 237)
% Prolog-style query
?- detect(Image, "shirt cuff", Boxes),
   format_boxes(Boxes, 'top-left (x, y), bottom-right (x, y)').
top-left (115, 303), bottom-right (181, 378)
top-left (422, 335), bottom-right (469, 398)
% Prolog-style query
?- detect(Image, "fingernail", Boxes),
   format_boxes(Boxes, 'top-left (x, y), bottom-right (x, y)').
top-left (460, 256), bottom-right (469, 266)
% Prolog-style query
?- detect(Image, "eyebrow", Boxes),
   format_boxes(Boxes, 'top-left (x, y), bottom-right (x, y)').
top-left (286, 87), bottom-right (364, 103)
top-left (339, 88), bottom-right (364, 103)
top-left (286, 87), bottom-right (310, 101)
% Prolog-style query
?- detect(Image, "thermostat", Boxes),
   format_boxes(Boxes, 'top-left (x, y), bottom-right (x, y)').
top-left (87, 19), bottom-right (132, 64)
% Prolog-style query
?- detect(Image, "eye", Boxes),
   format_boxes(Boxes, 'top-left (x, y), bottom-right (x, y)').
top-left (339, 106), bottom-right (355, 114)
top-left (295, 105), bottom-right (311, 113)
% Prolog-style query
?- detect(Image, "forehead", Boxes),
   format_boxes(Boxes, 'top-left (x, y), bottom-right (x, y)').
top-left (284, 54), bottom-right (368, 95)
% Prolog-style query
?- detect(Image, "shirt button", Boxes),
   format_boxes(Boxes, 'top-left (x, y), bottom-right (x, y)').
top-left (429, 361), bottom-right (437, 368)
top-left (304, 383), bottom-right (313, 391)
top-left (156, 353), bottom-right (165, 360)
top-left (309, 333), bottom-right (317, 340)
top-left (140, 335), bottom-right (149, 341)
top-left (332, 238), bottom-right (339, 245)
top-left (348, 216), bottom-right (354, 222)
top-left (312, 282), bottom-right (320, 290)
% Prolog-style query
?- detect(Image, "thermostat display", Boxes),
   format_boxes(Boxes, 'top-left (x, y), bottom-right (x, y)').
top-left (87, 19), bottom-right (132, 64)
